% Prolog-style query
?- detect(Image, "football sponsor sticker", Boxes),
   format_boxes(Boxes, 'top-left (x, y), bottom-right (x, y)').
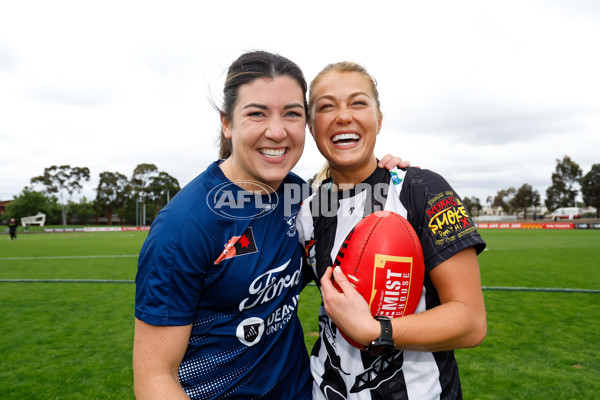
top-left (369, 255), bottom-right (415, 318)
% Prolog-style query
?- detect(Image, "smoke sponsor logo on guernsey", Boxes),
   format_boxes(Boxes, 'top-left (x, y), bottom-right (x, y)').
top-left (426, 191), bottom-right (474, 245)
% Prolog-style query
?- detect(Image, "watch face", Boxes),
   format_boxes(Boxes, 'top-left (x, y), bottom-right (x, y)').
top-left (367, 344), bottom-right (395, 356)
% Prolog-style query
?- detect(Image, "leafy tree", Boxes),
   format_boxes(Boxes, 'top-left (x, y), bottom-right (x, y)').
top-left (123, 198), bottom-right (138, 225)
top-left (544, 185), bottom-right (563, 214)
top-left (96, 171), bottom-right (130, 225)
top-left (5, 187), bottom-right (61, 224)
top-left (130, 163), bottom-right (159, 203)
top-left (509, 183), bottom-right (540, 220)
top-left (462, 196), bottom-right (482, 217)
top-left (580, 163), bottom-right (600, 218)
top-left (545, 156), bottom-right (582, 211)
top-left (130, 164), bottom-right (180, 222)
top-left (71, 197), bottom-right (96, 225)
top-left (148, 171), bottom-right (180, 209)
top-left (492, 187), bottom-right (516, 214)
top-left (486, 196), bottom-right (493, 207)
top-left (31, 165), bottom-right (90, 225)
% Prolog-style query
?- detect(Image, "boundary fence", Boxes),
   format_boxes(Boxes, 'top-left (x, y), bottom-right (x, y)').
top-left (41, 226), bottom-right (151, 233)
top-left (476, 222), bottom-right (600, 230)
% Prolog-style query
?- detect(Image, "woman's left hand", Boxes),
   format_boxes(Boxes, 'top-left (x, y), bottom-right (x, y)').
top-left (378, 154), bottom-right (411, 170)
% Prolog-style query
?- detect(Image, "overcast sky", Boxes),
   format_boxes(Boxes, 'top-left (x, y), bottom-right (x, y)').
top-left (1, 0), bottom-right (599, 207)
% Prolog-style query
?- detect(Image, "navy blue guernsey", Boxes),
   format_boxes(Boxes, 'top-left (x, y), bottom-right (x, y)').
top-left (136, 161), bottom-right (312, 399)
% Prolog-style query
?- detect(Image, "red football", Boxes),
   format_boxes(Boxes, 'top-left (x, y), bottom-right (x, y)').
top-left (332, 210), bottom-right (425, 349)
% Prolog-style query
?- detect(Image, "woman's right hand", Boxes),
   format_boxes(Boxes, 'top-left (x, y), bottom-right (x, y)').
top-left (320, 266), bottom-right (380, 347)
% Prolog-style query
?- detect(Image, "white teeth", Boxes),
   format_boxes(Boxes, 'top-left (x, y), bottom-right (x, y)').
top-left (260, 148), bottom-right (285, 158)
top-left (332, 133), bottom-right (360, 143)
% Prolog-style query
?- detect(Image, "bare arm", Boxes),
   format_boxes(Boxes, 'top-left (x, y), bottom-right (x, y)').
top-left (321, 247), bottom-right (486, 352)
top-left (133, 318), bottom-right (192, 399)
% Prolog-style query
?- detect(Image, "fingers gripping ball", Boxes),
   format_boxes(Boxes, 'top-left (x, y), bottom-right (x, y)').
top-left (332, 210), bottom-right (425, 349)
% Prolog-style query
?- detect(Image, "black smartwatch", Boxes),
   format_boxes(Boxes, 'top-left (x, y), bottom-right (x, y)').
top-left (366, 316), bottom-right (395, 356)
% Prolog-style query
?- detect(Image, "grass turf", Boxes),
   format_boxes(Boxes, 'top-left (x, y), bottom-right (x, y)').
top-left (0, 228), bottom-right (599, 399)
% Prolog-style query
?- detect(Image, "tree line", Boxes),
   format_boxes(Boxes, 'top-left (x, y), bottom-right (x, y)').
top-left (448, 156), bottom-right (599, 219)
top-left (3, 163), bottom-right (180, 226)
top-left (3, 155), bottom-right (600, 226)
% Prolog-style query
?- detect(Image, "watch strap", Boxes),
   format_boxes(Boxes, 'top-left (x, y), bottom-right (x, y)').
top-left (376, 316), bottom-right (393, 342)
top-left (366, 316), bottom-right (395, 356)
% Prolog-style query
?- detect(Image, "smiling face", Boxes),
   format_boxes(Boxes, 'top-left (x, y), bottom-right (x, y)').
top-left (221, 76), bottom-right (306, 192)
top-left (309, 71), bottom-right (382, 186)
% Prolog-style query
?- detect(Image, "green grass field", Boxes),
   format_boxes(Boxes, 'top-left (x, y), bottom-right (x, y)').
top-left (1, 229), bottom-right (599, 399)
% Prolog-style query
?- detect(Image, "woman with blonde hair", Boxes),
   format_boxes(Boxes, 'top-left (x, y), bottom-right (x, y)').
top-left (298, 61), bottom-right (487, 399)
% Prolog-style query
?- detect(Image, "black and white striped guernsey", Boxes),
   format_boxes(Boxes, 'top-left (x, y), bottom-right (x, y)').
top-left (297, 166), bottom-right (486, 400)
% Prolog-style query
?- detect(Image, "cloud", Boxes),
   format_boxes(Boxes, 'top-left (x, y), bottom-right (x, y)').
top-left (32, 84), bottom-right (114, 107)
top-left (1, 0), bottom-right (599, 207)
top-left (391, 100), bottom-right (597, 146)
top-left (138, 48), bottom-right (213, 80)
top-left (0, 42), bottom-right (20, 71)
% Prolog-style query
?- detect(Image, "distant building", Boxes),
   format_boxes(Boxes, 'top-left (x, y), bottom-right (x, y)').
top-left (481, 206), bottom-right (506, 216)
top-left (583, 206), bottom-right (597, 216)
top-left (0, 200), bottom-right (11, 224)
top-left (0, 200), bottom-right (11, 215)
top-left (517, 206), bottom-right (548, 219)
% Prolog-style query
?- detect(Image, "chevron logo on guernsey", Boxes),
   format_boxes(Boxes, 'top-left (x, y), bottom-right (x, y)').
top-left (353, 352), bottom-right (403, 392)
top-left (214, 226), bottom-right (258, 265)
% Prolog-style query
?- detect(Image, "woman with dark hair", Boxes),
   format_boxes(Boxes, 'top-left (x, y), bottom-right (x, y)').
top-left (133, 51), bottom-right (313, 399)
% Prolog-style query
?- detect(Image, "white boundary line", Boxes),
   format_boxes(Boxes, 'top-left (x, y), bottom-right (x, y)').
top-left (0, 279), bottom-right (135, 283)
top-left (481, 286), bottom-right (600, 293)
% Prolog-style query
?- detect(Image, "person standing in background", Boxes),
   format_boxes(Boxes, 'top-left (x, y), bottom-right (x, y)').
top-left (8, 217), bottom-right (17, 240)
